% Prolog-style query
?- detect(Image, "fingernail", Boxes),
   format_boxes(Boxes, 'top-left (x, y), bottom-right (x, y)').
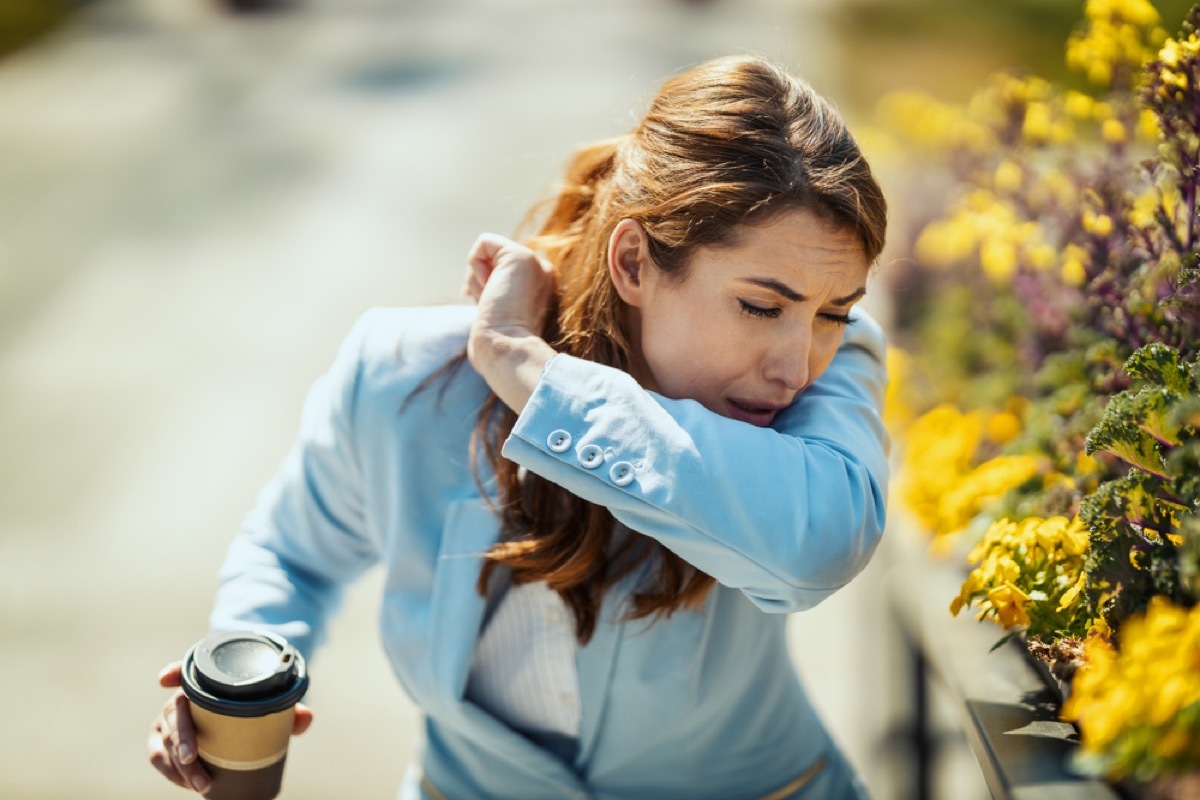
top-left (179, 743), bottom-right (194, 764)
top-left (193, 774), bottom-right (211, 793)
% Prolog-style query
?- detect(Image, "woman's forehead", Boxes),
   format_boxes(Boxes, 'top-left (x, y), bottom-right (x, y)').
top-left (698, 209), bottom-right (868, 276)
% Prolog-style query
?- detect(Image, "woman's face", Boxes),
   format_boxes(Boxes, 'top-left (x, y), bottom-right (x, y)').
top-left (617, 207), bottom-right (870, 427)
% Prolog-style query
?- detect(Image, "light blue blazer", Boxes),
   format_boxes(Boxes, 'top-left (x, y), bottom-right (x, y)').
top-left (210, 304), bottom-right (889, 800)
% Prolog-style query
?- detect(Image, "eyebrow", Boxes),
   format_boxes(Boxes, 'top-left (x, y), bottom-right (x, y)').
top-left (741, 278), bottom-right (867, 306)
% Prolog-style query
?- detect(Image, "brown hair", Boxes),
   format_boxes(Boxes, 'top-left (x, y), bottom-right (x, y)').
top-left (467, 55), bottom-right (887, 644)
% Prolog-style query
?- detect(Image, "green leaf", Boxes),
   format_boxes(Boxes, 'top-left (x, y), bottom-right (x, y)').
top-left (1085, 393), bottom-right (1168, 476)
top-left (1124, 343), bottom-right (1192, 394)
top-left (989, 630), bottom-right (1021, 652)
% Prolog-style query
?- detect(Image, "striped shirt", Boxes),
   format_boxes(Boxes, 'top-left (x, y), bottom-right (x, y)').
top-left (465, 579), bottom-right (581, 759)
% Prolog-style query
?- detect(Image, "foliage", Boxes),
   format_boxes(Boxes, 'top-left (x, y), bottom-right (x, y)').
top-left (879, 0), bottom-right (1200, 781)
top-left (1081, 344), bottom-right (1200, 631)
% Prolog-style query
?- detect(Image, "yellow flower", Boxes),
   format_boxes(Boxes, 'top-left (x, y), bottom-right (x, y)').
top-left (937, 455), bottom-right (1041, 535)
top-left (1130, 188), bottom-right (1161, 228)
top-left (897, 405), bottom-right (987, 536)
top-left (1033, 515), bottom-right (1070, 550)
top-left (1022, 102), bottom-right (1053, 143)
top-left (914, 216), bottom-right (977, 268)
top-left (1067, 0), bottom-right (1161, 87)
top-left (1100, 118), bottom-right (1126, 144)
top-left (1058, 573), bottom-right (1087, 611)
top-left (874, 90), bottom-right (976, 151)
top-left (1060, 517), bottom-right (1089, 556)
top-left (1160, 37), bottom-right (1180, 67)
top-left (1026, 242), bottom-right (1058, 271)
top-left (986, 582), bottom-right (1031, 628)
top-left (1065, 90), bottom-right (1095, 119)
top-left (1064, 597), bottom-right (1200, 771)
top-left (986, 410), bottom-right (1022, 444)
top-left (950, 591), bottom-right (968, 617)
top-left (1083, 210), bottom-right (1115, 236)
top-left (1136, 109), bottom-right (1159, 141)
top-left (1061, 244), bottom-right (1089, 286)
top-left (980, 238), bottom-right (1018, 283)
top-left (956, 516), bottom-right (1090, 634)
top-left (994, 160), bottom-right (1023, 193)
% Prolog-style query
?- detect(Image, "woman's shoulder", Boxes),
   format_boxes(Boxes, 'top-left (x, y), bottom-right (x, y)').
top-left (319, 303), bottom-right (487, 417)
top-left (344, 304), bottom-right (477, 374)
top-left (353, 304), bottom-right (475, 351)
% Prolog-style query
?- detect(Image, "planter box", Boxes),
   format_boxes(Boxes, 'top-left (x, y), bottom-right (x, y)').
top-left (884, 526), bottom-right (1126, 800)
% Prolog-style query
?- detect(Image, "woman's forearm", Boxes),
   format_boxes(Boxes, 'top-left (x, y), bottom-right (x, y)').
top-left (468, 327), bottom-right (557, 415)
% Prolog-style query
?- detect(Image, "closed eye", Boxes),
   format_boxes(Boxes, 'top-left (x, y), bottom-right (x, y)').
top-left (819, 312), bottom-right (855, 326)
top-left (738, 299), bottom-right (782, 319)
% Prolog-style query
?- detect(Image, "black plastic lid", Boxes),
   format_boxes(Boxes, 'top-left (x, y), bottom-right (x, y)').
top-left (181, 630), bottom-right (308, 717)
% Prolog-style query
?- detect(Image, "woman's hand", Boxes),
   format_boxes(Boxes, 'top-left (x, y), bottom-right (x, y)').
top-left (464, 233), bottom-right (558, 413)
top-left (463, 233), bottom-right (555, 339)
top-left (148, 661), bottom-right (313, 793)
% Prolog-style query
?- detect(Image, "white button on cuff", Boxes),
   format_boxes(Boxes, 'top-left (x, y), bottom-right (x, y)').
top-left (609, 461), bottom-right (635, 486)
top-left (577, 444), bottom-right (604, 469)
top-left (547, 429), bottom-right (572, 452)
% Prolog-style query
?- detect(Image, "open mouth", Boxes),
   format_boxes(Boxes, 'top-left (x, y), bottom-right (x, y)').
top-left (726, 399), bottom-right (780, 427)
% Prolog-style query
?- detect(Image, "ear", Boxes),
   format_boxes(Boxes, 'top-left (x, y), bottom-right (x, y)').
top-left (607, 218), bottom-right (653, 307)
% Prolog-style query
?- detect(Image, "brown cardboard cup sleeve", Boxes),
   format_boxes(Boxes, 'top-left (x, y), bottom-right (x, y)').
top-left (191, 704), bottom-right (295, 770)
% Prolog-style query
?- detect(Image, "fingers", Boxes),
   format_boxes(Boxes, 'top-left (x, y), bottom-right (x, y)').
top-left (148, 719), bottom-right (190, 789)
top-left (293, 703), bottom-right (314, 736)
top-left (149, 688), bottom-right (211, 794)
top-left (170, 692), bottom-right (212, 792)
top-left (158, 661), bottom-right (183, 688)
top-left (467, 232), bottom-right (510, 271)
top-left (466, 232), bottom-right (554, 286)
top-left (462, 264), bottom-right (487, 302)
top-left (464, 233), bottom-right (507, 301)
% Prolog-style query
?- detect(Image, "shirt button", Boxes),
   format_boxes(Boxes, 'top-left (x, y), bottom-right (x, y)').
top-left (577, 444), bottom-right (604, 469)
top-left (609, 461), bottom-right (635, 487)
top-left (547, 429), bottom-right (572, 453)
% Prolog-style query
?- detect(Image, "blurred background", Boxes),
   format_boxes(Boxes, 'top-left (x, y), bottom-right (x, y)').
top-left (1, 1), bottom-right (1192, 798)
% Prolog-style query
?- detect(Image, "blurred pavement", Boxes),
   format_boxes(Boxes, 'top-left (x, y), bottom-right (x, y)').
top-left (0, 1), bottom-right (944, 798)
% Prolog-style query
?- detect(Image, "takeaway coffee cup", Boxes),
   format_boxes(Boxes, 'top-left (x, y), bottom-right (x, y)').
top-left (180, 630), bottom-right (309, 800)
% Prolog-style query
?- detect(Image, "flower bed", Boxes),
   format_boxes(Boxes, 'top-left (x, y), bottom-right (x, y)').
top-left (878, 0), bottom-right (1200, 789)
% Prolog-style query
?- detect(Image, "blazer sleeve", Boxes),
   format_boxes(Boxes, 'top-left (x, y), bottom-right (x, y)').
top-left (209, 312), bottom-right (380, 658)
top-left (500, 308), bottom-right (889, 613)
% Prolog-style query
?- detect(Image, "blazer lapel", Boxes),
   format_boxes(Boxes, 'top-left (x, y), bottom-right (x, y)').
top-left (428, 497), bottom-right (497, 702)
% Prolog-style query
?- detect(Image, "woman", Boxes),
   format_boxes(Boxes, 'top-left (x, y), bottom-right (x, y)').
top-left (149, 54), bottom-right (889, 799)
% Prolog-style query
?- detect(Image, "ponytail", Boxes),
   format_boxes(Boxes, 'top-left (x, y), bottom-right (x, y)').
top-left (523, 135), bottom-right (623, 269)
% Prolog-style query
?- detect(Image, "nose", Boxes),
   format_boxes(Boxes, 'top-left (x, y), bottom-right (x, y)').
top-left (762, 329), bottom-right (810, 392)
